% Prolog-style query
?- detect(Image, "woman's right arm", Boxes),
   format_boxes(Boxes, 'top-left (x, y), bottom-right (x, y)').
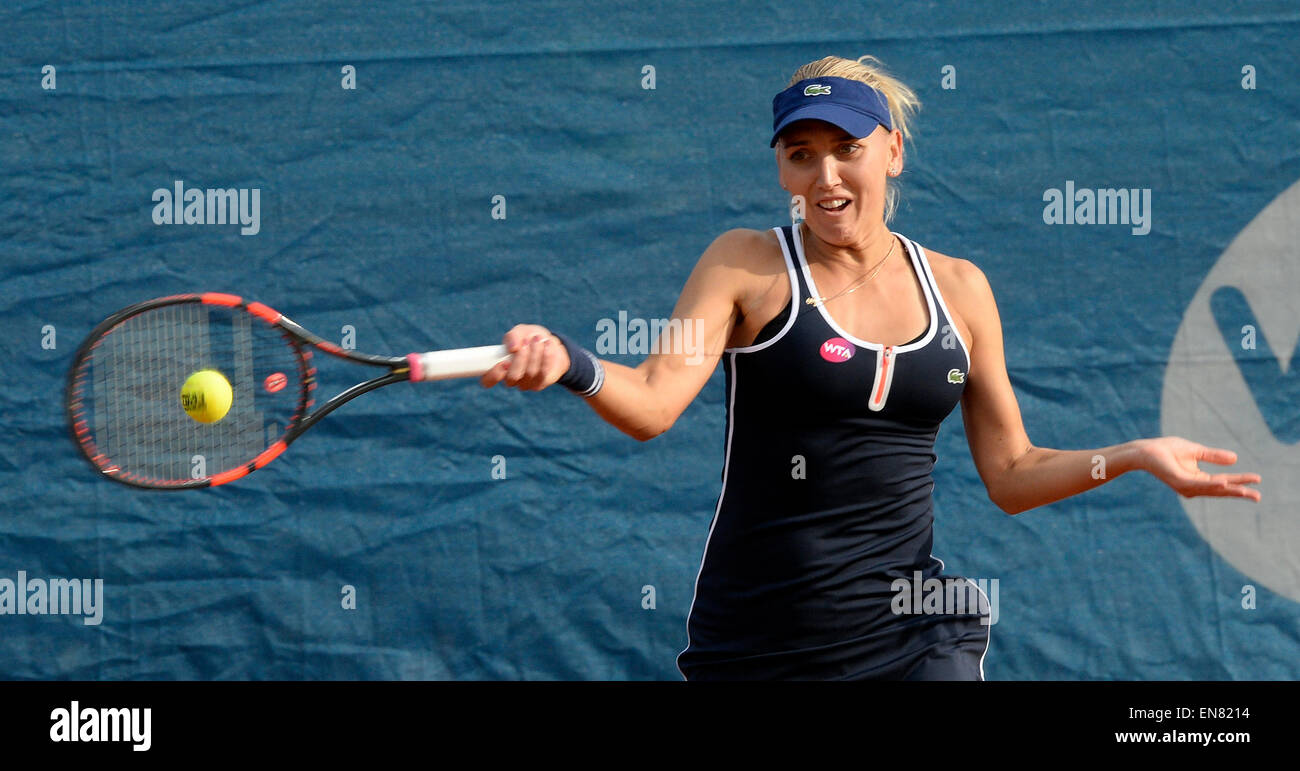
top-left (480, 228), bottom-right (760, 441)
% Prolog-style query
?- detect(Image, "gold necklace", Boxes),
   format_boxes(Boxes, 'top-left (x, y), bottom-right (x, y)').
top-left (804, 232), bottom-right (897, 307)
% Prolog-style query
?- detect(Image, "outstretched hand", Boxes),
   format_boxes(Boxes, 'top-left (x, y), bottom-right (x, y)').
top-left (1136, 437), bottom-right (1261, 502)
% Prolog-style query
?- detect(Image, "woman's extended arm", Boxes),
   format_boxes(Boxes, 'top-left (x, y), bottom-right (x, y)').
top-left (954, 260), bottom-right (1261, 515)
top-left (480, 229), bottom-right (763, 441)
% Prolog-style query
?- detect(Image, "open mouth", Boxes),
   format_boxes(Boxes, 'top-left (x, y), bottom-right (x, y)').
top-left (817, 199), bottom-right (851, 212)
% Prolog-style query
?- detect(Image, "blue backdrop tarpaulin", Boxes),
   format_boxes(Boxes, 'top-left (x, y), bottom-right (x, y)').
top-left (1, 1), bottom-right (1298, 679)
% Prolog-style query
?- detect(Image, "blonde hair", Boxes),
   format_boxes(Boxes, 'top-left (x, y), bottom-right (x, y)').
top-left (785, 55), bottom-right (920, 223)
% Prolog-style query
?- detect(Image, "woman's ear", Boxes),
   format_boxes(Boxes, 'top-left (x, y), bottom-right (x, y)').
top-left (887, 129), bottom-right (904, 176)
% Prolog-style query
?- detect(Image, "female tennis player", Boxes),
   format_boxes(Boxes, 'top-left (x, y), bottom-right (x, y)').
top-left (479, 55), bottom-right (1262, 680)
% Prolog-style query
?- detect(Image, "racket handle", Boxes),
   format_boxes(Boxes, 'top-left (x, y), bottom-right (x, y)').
top-left (407, 345), bottom-right (512, 381)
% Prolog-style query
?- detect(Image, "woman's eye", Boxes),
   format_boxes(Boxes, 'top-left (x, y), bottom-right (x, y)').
top-left (838, 144), bottom-right (859, 155)
top-left (789, 151), bottom-right (808, 162)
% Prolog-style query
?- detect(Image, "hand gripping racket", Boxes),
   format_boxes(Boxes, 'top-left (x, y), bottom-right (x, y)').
top-left (65, 293), bottom-right (513, 490)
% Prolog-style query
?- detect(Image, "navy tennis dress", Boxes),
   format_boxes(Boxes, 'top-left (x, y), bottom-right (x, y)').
top-left (676, 225), bottom-right (991, 681)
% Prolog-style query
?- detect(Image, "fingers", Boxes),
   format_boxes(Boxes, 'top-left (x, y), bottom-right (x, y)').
top-left (1197, 446), bottom-right (1238, 466)
top-left (1182, 475), bottom-right (1262, 502)
top-left (503, 335), bottom-right (534, 386)
top-left (1222, 472), bottom-right (1262, 485)
top-left (1186, 445), bottom-right (1259, 499)
top-left (481, 325), bottom-right (539, 389)
top-left (506, 335), bottom-right (543, 387)
top-left (537, 338), bottom-right (554, 385)
top-left (486, 326), bottom-right (556, 392)
top-left (479, 359), bottom-right (509, 388)
top-left (506, 335), bottom-right (551, 390)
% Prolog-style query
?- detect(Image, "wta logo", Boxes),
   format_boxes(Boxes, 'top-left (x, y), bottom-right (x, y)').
top-left (1162, 177), bottom-right (1299, 603)
top-left (820, 337), bottom-right (855, 363)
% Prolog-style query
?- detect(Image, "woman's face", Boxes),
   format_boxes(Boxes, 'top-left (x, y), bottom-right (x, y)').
top-left (776, 120), bottom-right (901, 247)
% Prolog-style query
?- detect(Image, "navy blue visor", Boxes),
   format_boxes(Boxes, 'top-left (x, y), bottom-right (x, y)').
top-left (771, 76), bottom-right (893, 147)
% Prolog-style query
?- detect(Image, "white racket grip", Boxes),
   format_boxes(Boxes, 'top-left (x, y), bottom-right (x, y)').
top-left (407, 345), bottom-right (512, 382)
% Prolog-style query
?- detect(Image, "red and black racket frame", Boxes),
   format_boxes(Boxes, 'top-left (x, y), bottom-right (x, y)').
top-left (66, 292), bottom-right (411, 490)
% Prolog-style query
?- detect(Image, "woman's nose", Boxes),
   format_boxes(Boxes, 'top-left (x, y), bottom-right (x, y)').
top-left (816, 158), bottom-right (841, 187)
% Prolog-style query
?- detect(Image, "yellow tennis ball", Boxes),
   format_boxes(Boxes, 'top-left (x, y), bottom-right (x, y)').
top-left (181, 369), bottom-right (233, 423)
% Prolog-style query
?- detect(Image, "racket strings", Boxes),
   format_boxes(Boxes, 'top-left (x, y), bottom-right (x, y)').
top-left (75, 303), bottom-right (304, 486)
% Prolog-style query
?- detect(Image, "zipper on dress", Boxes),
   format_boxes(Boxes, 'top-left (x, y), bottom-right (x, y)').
top-left (868, 345), bottom-right (896, 412)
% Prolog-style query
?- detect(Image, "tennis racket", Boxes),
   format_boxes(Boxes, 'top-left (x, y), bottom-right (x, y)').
top-left (65, 292), bottom-right (513, 490)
